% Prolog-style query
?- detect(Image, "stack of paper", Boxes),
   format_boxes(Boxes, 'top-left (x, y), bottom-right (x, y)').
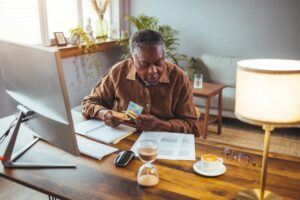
top-left (74, 119), bottom-right (136, 144)
top-left (131, 131), bottom-right (195, 160)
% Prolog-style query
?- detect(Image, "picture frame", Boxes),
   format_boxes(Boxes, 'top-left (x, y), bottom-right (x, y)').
top-left (54, 32), bottom-right (68, 46)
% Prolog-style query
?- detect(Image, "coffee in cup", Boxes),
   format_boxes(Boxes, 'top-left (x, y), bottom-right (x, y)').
top-left (200, 154), bottom-right (223, 172)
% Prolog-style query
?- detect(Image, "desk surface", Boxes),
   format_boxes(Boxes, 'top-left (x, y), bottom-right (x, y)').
top-left (1, 115), bottom-right (300, 200)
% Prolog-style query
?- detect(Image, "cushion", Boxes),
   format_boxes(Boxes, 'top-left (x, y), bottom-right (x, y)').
top-left (185, 57), bottom-right (211, 82)
top-left (200, 54), bottom-right (241, 87)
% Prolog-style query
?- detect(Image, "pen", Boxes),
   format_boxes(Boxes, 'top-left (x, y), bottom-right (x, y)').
top-left (112, 131), bottom-right (134, 144)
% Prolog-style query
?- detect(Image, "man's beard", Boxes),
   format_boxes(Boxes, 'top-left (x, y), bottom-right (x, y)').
top-left (144, 75), bottom-right (160, 86)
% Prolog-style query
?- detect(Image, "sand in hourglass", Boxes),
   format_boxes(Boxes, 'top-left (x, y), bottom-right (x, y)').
top-left (138, 147), bottom-right (157, 162)
top-left (137, 147), bottom-right (159, 186)
top-left (138, 174), bottom-right (159, 186)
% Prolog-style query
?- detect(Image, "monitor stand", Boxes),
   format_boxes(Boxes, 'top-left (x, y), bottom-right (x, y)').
top-left (2, 105), bottom-right (76, 168)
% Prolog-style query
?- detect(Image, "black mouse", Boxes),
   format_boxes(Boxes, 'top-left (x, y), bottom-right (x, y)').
top-left (114, 150), bottom-right (135, 167)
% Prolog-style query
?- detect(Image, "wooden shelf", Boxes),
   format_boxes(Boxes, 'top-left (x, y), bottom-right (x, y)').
top-left (52, 38), bottom-right (121, 58)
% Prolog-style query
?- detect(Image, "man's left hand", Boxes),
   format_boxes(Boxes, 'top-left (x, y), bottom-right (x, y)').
top-left (135, 114), bottom-right (160, 131)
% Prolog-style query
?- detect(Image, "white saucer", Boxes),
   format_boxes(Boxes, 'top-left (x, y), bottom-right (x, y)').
top-left (193, 161), bottom-right (226, 177)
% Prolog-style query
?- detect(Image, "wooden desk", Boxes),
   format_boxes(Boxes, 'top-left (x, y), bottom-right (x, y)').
top-left (1, 116), bottom-right (300, 200)
top-left (193, 82), bottom-right (225, 139)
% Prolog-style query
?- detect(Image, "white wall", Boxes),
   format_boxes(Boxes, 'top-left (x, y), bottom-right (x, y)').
top-left (130, 0), bottom-right (300, 59)
top-left (62, 48), bottom-right (122, 108)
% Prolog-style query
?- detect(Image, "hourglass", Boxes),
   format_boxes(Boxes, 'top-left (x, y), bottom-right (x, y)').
top-left (137, 139), bottom-right (159, 187)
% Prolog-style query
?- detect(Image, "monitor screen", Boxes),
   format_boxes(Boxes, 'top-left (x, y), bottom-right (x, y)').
top-left (0, 40), bottom-right (79, 156)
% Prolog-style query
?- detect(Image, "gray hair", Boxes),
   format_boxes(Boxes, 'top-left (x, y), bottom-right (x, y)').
top-left (130, 29), bottom-right (165, 55)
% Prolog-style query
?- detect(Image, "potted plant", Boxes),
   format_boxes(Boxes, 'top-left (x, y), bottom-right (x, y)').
top-left (69, 26), bottom-right (95, 53)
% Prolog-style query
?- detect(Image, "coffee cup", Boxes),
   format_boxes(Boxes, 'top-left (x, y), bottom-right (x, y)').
top-left (199, 154), bottom-right (223, 172)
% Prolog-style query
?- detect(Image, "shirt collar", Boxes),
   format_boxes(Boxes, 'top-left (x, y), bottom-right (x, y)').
top-left (126, 60), bottom-right (170, 83)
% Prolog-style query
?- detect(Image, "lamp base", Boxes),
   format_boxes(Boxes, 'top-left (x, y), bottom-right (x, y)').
top-left (236, 189), bottom-right (282, 200)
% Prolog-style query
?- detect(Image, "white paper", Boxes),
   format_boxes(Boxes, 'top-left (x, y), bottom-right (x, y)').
top-left (75, 119), bottom-right (136, 143)
top-left (131, 131), bottom-right (195, 160)
top-left (76, 135), bottom-right (118, 160)
top-left (75, 119), bottom-right (105, 134)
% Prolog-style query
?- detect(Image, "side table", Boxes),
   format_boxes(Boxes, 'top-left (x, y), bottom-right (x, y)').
top-left (193, 82), bottom-right (225, 139)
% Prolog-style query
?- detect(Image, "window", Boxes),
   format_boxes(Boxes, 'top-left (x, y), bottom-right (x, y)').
top-left (0, 0), bottom-right (113, 46)
top-left (46, 0), bottom-right (78, 38)
top-left (0, 0), bottom-right (41, 44)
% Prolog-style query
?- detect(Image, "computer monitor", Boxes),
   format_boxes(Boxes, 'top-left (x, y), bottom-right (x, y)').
top-left (0, 39), bottom-right (80, 168)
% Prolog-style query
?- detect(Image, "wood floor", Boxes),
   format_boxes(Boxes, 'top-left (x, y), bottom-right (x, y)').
top-left (1, 118), bottom-right (299, 199)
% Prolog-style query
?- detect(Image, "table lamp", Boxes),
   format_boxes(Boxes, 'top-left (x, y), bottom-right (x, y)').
top-left (235, 59), bottom-right (300, 200)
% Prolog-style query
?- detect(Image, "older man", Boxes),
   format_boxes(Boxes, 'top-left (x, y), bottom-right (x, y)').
top-left (82, 29), bottom-right (199, 134)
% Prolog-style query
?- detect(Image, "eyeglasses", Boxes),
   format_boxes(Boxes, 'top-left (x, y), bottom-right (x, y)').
top-left (223, 148), bottom-right (256, 167)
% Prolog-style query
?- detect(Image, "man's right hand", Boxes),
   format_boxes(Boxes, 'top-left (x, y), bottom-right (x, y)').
top-left (97, 110), bottom-right (124, 127)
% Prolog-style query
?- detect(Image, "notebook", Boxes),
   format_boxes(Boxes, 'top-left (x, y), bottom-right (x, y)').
top-left (76, 135), bottom-right (118, 160)
top-left (75, 119), bottom-right (136, 144)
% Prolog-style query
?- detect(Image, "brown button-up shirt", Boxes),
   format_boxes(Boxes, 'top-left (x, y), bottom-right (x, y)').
top-left (82, 59), bottom-right (199, 134)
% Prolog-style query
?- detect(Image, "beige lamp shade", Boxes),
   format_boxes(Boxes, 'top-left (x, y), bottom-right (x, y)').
top-left (235, 59), bottom-right (300, 127)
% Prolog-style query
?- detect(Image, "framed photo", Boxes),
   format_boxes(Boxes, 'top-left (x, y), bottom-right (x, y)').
top-left (54, 32), bottom-right (68, 46)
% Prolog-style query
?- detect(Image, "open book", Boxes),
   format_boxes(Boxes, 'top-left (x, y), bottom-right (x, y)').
top-left (74, 119), bottom-right (136, 144)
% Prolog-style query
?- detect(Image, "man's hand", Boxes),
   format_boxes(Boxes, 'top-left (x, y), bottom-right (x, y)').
top-left (135, 114), bottom-right (161, 131)
top-left (98, 110), bottom-right (124, 127)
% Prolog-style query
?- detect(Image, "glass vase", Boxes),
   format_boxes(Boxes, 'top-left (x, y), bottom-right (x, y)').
top-left (95, 18), bottom-right (108, 40)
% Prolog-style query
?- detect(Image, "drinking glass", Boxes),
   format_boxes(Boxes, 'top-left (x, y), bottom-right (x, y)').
top-left (137, 139), bottom-right (159, 187)
top-left (194, 73), bottom-right (203, 89)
